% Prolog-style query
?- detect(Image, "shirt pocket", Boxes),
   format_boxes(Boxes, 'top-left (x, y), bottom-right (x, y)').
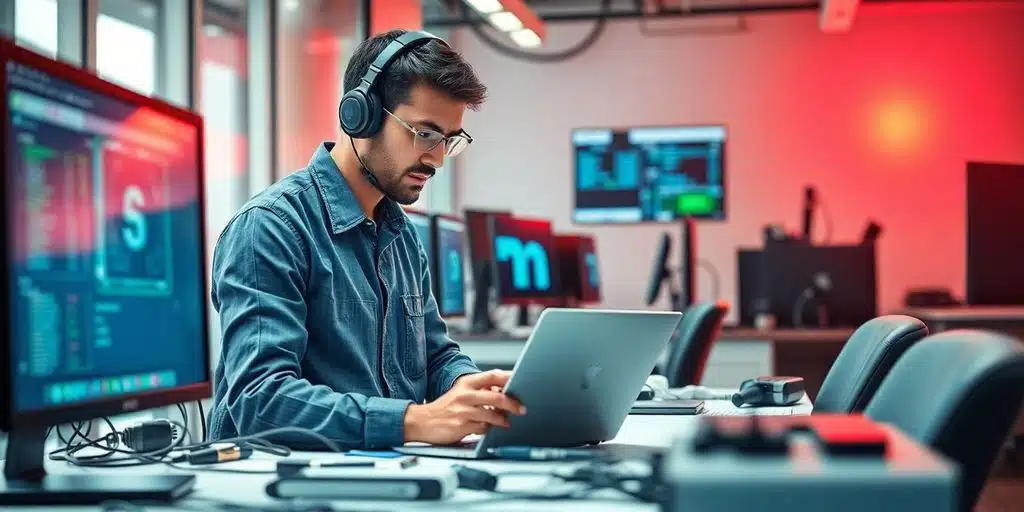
top-left (401, 294), bottom-right (426, 378)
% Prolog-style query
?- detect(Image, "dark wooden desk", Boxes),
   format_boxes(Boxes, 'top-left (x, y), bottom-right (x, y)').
top-left (898, 306), bottom-right (1024, 336)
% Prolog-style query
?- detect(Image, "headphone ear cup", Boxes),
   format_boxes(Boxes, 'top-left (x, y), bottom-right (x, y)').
top-left (339, 89), bottom-right (370, 138)
top-left (361, 90), bottom-right (384, 138)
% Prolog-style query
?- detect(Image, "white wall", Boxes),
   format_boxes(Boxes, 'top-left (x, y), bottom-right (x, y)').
top-left (451, 2), bottom-right (1024, 322)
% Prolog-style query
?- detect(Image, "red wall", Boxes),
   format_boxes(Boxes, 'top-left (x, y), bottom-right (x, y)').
top-left (370, 0), bottom-right (422, 35)
top-left (453, 2), bottom-right (1024, 319)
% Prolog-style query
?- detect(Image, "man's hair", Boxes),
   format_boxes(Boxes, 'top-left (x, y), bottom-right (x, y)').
top-left (343, 29), bottom-right (487, 113)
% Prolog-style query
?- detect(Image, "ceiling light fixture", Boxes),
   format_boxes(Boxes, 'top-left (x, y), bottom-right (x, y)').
top-left (462, 0), bottom-right (546, 48)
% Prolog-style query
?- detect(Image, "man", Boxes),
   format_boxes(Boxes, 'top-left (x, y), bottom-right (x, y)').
top-left (208, 30), bottom-right (525, 450)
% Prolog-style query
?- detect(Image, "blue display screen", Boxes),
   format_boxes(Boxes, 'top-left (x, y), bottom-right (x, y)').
top-left (572, 126), bottom-right (726, 223)
top-left (406, 210), bottom-right (431, 265)
top-left (5, 59), bottom-right (207, 412)
top-left (434, 217), bottom-right (466, 317)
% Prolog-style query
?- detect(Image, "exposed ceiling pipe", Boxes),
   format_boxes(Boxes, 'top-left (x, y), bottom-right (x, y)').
top-left (424, 1), bottom-right (822, 27)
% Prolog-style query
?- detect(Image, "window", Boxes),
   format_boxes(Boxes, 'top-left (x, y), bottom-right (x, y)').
top-left (97, 0), bottom-right (160, 97)
top-left (201, 0), bottom-right (250, 361)
top-left (276, 0), bottom-right (363, 176)
top-left (14, 0), bottom-right (58, 58)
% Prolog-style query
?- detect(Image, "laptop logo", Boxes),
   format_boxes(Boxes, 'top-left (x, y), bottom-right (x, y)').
top-left (582, 365), bottom-right (602, 390)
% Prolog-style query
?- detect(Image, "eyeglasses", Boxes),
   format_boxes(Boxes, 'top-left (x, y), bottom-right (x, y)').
top-left (384, 108), bottom-right (473, 158)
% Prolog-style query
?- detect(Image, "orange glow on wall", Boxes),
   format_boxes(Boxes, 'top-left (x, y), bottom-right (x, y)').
top-left (872, 98), bottom-right (928, 156)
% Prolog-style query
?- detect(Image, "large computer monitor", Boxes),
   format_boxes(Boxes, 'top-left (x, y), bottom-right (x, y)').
top-left (0, 39), bottom-right (208, 502)
top-left (431, 214), bottom-right (467, 318)
top-left (571, 125), bottom-right (726, 224)
top-left (489, 215), bottom-right (561, 304)
top-left (555, 234), bottom-right (602, 305)
top-left (966, 161), bottom-right (1024, 305)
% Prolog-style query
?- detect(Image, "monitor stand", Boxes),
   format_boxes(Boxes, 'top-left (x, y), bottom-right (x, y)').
top-left (1, 425), bottom-right (195, 505)
top-left (516, 305), bottom-right (530, 327)
top-left (469, 263), bottom-right (498, 334)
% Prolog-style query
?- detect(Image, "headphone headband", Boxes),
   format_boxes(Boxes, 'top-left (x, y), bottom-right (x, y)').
top-left (358, 31), bottom-right (447, 94)
top-left (340, 30), bottom-right (449, 139)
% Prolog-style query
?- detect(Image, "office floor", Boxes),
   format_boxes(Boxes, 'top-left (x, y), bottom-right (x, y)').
top-left (978, 451), bottom-right (1024, 511)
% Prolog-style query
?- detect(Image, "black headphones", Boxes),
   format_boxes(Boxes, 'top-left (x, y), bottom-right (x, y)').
top-left (339, 30), bottom-right (449, 139)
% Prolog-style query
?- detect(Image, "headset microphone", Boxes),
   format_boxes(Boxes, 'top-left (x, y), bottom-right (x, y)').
top-left (350, 137), bottom-right (383, 191)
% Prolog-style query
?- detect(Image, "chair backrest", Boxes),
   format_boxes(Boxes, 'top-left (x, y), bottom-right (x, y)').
top-left (864, 329), bottom-right (1024, 512)
top-left (813, 314), bottom-right (928, 413)
top-left (662, 301), bottom-right (729, 388)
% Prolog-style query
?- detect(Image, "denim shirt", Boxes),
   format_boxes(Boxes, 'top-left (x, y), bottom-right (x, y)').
top-left (208, 142), bottom-right (480, 450)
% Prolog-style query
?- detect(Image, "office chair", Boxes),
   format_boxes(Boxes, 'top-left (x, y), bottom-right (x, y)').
top-left (863, 329), bottom-right (1024, 512)
top-left (657, 301), bottom-right (729, 388)
top-left (813, 314), bottom-right (928, 413)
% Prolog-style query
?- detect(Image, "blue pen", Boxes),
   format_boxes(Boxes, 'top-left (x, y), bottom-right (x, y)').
top-left (486, 446), bottom-right (597, 461)
top-left (346, 450), bottom-right (404, 459)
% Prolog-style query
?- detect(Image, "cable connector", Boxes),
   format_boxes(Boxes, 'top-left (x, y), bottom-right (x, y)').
top-left (122, 420), bottom-right (178, 453)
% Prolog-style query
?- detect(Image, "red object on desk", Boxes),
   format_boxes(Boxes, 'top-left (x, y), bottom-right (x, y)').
top-left (807, 414), bottom-right (889, 456)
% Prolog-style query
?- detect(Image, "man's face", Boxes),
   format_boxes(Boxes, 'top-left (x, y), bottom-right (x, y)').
top-left (363, 84), bottom-right (467, 205)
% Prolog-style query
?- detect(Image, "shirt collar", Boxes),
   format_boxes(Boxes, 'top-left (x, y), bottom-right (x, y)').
top-left (308, 141), bottom-right (406, 234)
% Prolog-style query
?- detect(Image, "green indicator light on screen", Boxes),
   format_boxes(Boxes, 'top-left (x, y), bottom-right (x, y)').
top-left (677, 194), bottom-right (715, 215)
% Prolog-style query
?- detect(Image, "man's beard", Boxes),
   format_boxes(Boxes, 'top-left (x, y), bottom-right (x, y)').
top-left (355, 138), bottom-right (436, 204)
top-left (380, 164), bottom-right (435, 205)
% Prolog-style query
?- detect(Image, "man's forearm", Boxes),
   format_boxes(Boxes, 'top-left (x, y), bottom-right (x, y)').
top-left (225, 373), bottom-right (413, 449)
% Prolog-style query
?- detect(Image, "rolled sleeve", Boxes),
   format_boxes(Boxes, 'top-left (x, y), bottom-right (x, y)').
top-left (440, 362), bottom-right (480, 395)
top-left (365, 397), bottom-right (414, 448)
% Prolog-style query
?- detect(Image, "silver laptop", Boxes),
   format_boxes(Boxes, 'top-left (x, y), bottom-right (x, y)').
top-left (396, 308), bottom-right (683, 459)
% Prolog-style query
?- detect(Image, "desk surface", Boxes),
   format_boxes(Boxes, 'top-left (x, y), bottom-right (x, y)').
top-left (5, 394), bottom-right (806, 511)
top-left (5, 395), bottom-right (950, 512)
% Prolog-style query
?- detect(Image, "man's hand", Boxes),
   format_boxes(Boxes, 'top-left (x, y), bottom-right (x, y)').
top-left (403, 370), bottom-right (526, 445)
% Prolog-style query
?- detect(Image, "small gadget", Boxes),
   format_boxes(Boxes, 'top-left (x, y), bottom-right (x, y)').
top-left (731, 377), bottom-right (806, 407)
top-left (395, 309), bottom-right (684, 459)
top-left (266, 466), bottom-right (458, 501)
top-left (631, 400), bottom-right (705, 415)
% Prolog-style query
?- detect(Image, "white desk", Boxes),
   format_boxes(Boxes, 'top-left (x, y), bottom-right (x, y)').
top-left (11, 415), bottom-right (692, 512)
top-left (3, 396), bottom-right (954, 512)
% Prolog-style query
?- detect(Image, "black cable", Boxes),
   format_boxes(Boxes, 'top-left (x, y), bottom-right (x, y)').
top-left (465, 0), bottom-right (612, 63)
top-left (58, 420), bottom-right (94, 455)
top-left (197, 400), bottom-right (207, 443)
top-left (177, 403), bottom-right (191, 443)
top-left (51, 419), bottom-right (187, 468)
top-left (177, 426), bottom-right (342, 454)
top-left (697, 258), bottom-right (721, 301)
top-left (817, 196), bottom-right (834, 244)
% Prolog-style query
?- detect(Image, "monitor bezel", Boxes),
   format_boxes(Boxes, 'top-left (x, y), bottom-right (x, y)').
top-left (569, 123), bottom-right (728, 225)
top-left (430, 212), bottom-right (467, 319)
top-left (575, 234), bottom-right (602, 305)
top-left (0, 38), bottom-right (212, 430)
